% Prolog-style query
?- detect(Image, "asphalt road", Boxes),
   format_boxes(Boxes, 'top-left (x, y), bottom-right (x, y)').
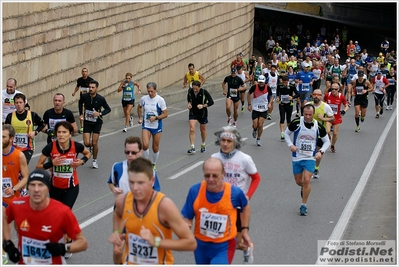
top-left (22, 84), bottom-right (397, 265)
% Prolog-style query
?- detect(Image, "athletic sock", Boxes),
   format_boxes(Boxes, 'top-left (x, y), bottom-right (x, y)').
top-left (152, 151), bottom-right (159, 165)
top-left (315, 166), bottom-right (319, 171)
top-left (355, 117), bottom-right (359, 126)
top-left (143, 149), bottom-right (149, 159)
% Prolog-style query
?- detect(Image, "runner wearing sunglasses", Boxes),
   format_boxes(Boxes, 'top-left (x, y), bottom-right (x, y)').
top-left (107, 136), bottom-right (160, 198)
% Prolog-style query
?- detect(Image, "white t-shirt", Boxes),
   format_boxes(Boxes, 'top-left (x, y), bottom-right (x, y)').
top-left (139, 94), bottom-right (167, 129)
top-left (211, 151), bottom-right (257, 195)
top-left (2, 89), bottom-right (27, 123)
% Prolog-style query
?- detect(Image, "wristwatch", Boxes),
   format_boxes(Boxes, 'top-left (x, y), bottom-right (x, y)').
top-left (12, 187), bottom-right (17, 193)
top-left (318, 150), bottom-right (324, 155)
top-left (154, 236), bottom-right (161, 248)
top-left (65, 243), bottom-right (71, 252)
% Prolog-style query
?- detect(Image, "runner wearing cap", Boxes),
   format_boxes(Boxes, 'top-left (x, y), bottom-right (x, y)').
top-left (222, 68), bottom-right (246, 127)
top-left (295, 63), bottom-right (315, 115)
top-left (247, 75), bottom-right (272, 146)
top-left (3, 169), bottom-right (88, 264)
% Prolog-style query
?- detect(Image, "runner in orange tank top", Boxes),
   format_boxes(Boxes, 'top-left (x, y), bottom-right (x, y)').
top-left (108, 157), bottom-right (196, 264)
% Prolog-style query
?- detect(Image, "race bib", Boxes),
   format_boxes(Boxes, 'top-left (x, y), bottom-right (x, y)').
top-left (22, 236), bottom-right (52, 265)
top-left (298, 139), bottom-right (315, 157)
top-left (53, 158), bottom-right (74, 178)
top-left (330, 104), bottom-right (338, 114)
top-left (388, 78), bottom-right (395, 85)
top-left (2, 177), bottom-right (12, 198)
top-left (80, 87), bottom-right (89, 93)
top-left (145, 111), bottom-right (156, 121)
top-left (127, 233), bottom-right (158, 264)
top-left (270, 86), bottom-right (277, 94)
top-left (257, 104), bottom-right (266, 110)
top-left (13, 134), bottom-right (29, 148)
top-left (301, 83), bottom-right (310, 92)
top-left (199, 212), bottom-right (228, 239)
top-left (281, 94), bottom-right (290, 103)
top-left (229, 88), bottom-right (238, 98)
top-left (123, 91), bottom-right (133, 101)
top-left (356, 86), bottom-right (364, 95)
top-left (85, 110), bottom-right (97, 122)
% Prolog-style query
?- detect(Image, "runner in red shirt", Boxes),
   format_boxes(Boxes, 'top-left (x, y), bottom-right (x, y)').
top-left (3, 169), bottom-right (88, 264)
top-left (324, 82), bottom-right (349, 152)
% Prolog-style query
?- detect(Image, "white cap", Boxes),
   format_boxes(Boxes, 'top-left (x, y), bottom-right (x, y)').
top-left (258, 75), bottom-right (266, 82)
top-left (303, 63), bottom-right (310, 68)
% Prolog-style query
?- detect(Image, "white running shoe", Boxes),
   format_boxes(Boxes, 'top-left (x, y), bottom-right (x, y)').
top-left (243, 243), bottom-right (254, 264)
top-left (92, 160), bottom-right (98, 169)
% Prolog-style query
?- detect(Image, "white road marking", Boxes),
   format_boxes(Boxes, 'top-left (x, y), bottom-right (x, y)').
top-left (315, 107), bottom-right (397, 265)
top-left (79, 207), bottom-right (113, 229)
top-left (167, 161), bottom-right (204, 180)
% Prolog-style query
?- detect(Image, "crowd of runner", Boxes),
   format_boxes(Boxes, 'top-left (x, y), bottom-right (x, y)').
top-left (2, 19), bottom-right (396, 265)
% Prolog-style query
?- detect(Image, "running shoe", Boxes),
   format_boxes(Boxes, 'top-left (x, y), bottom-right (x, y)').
top-left (360, 116), bottom-right (365, 122)
top-left (233, 121), bottom-right (237, 127)
top-left (252, 128), bottom-right (257, 138)
top-left (313, 169), bottom-right (319, 179)
top-left (389, 106), bottom-right (393, 110)
top-left (386, 105), bottom-right (390, 110)
top-left (243, 242), bottom-right (254, 264)
top-left (129, 116), bottom-right (134, 126)
top-left (200, 144), bottom-right (206, 153)
top-left (256, 139), bottom-right (261, 147)
top-left (241, 105), bottom-right (245, 113)
top-left (187, 147), bottom-right (196, 154)
top-left (122, 126), bottom-right (128, 132)
top-left (280, 132), bottom-right (285, 141)
top-left (300, 204), bottom-right (308, 216)
top-left (295, 112), bottom-right (300, 118)
top-left (355, 126), bottom-right (360, 132)
top-left (380, 108), bottom-right (383, 115)
top-left (375, 114), bottom-right (379, 118)
top-left (330, 145), bottom-right (336, 153)
top-left (64, 252), bottom-right (73, 259)
top-left (3, 254), bottom-right (8, 265)
top-left (267, 114), bottom-right (272, 120)
top-left (152, 164), bottom-right (157, 170)
top-left (92, 160), bottom-right (98, 169)
top-left (227, 117), bottom-right (232, 125)
top-left (79, 127), bottom-right (84, 133)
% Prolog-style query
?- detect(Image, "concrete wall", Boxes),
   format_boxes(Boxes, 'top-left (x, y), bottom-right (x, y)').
top-left (2, 2), bottom-right (254, 116)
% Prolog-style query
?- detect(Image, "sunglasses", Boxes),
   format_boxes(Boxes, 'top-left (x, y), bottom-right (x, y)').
top-left (331, 88), bottom-right (339, 91)
top-left (124, 150), bottom-right (140, 155)
top-left (313, 93), bottom-right (322, 97)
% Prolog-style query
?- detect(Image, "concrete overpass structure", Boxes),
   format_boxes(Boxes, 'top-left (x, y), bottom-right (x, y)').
top-left (256, 2), bottom-right (396, 39)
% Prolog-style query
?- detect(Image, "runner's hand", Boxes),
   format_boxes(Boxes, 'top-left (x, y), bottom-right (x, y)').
top-left (45, 242), bottom-right (66, 256)
top-left (3, 240), bottom-right (20, 263)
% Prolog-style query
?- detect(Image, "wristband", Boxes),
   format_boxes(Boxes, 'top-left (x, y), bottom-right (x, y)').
top-left (80, 156), bottom-right (89, 164)
top-left (241, 226), bottom-right (249, 231)
top-left (154, 236), bottom-right (161, 248)
top-left (318, 150), bottom-right (324, 155)
top-left (114, 230), bottom-right (122, 234)
top-left (43, 161), bottom-right (54, 169)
